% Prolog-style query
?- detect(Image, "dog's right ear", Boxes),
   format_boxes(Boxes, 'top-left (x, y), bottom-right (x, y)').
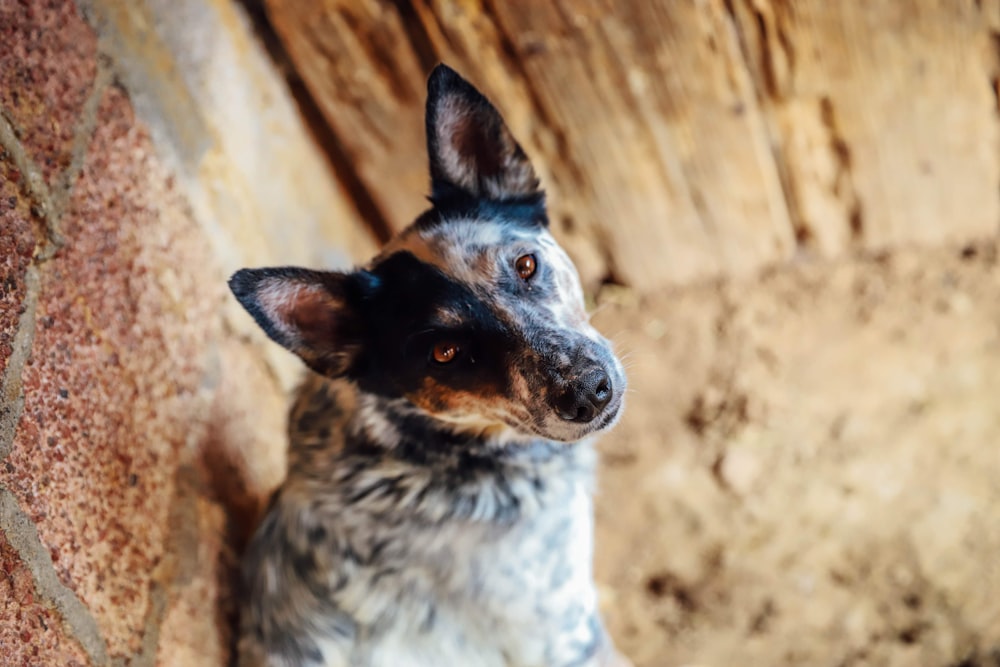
top-left (228, 267), bottom-right (371, 377)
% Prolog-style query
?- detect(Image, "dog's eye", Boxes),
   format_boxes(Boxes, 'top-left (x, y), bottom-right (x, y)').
top-left (515, 254), bottom-right (537, 281)
top-left (431, 341), bottom-right (461, 364)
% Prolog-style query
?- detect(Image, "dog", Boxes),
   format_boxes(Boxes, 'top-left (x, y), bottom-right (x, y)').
top-left (230, 64), bottom-right (630, 667)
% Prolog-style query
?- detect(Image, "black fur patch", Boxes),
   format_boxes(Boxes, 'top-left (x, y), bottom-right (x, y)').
top-left (351, 251), bottom-right (515, 401)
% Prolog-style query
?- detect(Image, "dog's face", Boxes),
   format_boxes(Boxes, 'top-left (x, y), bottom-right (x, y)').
top-left (230, 65), bottom-right (625, 443)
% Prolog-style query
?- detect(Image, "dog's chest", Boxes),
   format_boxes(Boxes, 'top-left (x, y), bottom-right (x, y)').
top-left (330, 478), bottom-right (601, 667)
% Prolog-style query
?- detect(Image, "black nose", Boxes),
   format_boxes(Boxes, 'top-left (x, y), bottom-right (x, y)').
top-left (554, 367), bottom-right (613, 423)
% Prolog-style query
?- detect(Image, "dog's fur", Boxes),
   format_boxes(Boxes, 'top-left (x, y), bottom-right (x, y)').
top-left (230, 64), bottom-right (630, 667)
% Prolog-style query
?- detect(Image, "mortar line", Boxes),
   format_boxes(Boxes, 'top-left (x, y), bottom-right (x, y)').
top-left (0, 487), bottom-right (109, 665)
top-left (0, 112), bottom-right (55, 222)
top-left (42, 58), bottom-right (114, 260)
top-left (0, 266), bottom-right (40, 463)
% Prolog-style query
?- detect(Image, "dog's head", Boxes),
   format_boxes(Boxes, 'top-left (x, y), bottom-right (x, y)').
top-left (230, 65), bottom-right (625, 443)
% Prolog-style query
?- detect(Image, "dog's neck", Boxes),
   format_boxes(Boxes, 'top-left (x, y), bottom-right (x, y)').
top-left (349, 390), bottom-right (565, 462)
top-left (285, 377), bottom-right (596, 525)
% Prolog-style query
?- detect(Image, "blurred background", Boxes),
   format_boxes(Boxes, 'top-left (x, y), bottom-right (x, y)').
top-left (0, 0), bottom-right (998, 665)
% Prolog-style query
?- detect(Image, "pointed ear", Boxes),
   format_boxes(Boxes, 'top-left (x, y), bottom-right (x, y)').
top-left (425, 64), bottom-right (540, 202)
top-left (228, 267), bottom-right (369, 377)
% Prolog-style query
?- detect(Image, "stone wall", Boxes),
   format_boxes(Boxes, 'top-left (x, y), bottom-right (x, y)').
top-left (0, 0), bottom-right (373, 664)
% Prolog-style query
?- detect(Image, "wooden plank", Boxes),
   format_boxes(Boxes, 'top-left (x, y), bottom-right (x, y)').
top-left (477, 0), bottom-right (798, 287)
top-left (264, 0), bottom-right (430, 230)
top-left (264, 0), bottom-right (796, 289)
top-left (265, 0), bottom-right (1000, 290)
top-left (731, 0), bottom-right (1000, 254)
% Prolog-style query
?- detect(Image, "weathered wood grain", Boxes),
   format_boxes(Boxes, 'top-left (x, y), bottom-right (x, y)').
top-left (730, 0), bottom-right (1000, 255)
top-left (265, 0), bottom-right (1000, 291)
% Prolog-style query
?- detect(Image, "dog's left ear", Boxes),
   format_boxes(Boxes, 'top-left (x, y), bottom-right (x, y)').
top-left (426, 64), bottom-right (541, 202)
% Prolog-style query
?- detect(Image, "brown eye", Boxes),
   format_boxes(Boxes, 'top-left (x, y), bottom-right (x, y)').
top-left (432, 341), bottom-right (461, 364)
top-left (515, 254), bottom-right (537, 281)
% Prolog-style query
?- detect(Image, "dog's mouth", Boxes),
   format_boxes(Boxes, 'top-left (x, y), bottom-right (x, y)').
top-left (594, 395), bottom-right (624, 430)
top-left (570, 391), bottom-right (624, 439)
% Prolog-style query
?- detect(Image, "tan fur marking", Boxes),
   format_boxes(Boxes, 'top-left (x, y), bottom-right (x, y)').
top-left (406, 377), bottom-right (516, 432)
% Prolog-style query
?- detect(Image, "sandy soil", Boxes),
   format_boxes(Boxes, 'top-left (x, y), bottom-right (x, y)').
top-left (590, 240), bottom-right (1000, 667)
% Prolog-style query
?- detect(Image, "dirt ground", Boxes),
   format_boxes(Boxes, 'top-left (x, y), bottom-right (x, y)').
top-left (590, 240), bottom-right (1000, 667)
